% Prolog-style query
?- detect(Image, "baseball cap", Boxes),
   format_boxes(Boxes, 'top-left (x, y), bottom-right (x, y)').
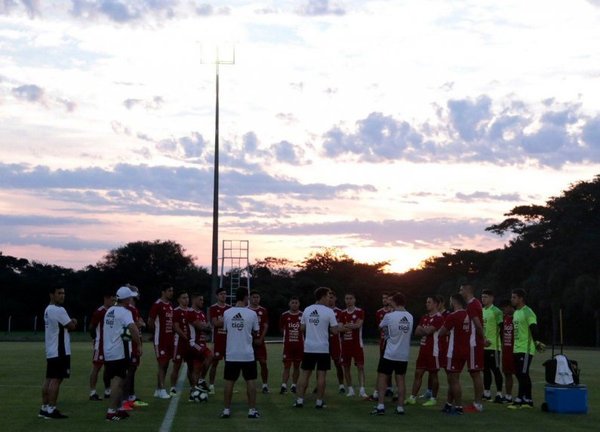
top-left (116, 286), bottom-right (139, 300)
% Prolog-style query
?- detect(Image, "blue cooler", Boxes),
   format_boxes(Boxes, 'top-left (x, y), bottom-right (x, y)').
top-left (544, 385), bottom-right (588, 414)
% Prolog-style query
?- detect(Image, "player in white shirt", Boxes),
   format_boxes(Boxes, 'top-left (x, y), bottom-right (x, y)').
top-left (220, 288), bottom-right (261, 419)
top-left (371, 292), bottom-right (414, 416)
top-left (39, 286), bottom-right (77, 420)
top-left (103, 286), bottom-right (142, 421)
top-left (294, 287), bottom-right (339, 409)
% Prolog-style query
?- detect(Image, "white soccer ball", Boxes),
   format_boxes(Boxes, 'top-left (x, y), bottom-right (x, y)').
top-left (190, 387), bottom-right (208, 402)
top-left (199, 391), bottom-right (208, 402)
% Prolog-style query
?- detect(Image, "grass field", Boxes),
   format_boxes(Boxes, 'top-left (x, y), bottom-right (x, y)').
top-left (0, 340), bottom-right (596, 432)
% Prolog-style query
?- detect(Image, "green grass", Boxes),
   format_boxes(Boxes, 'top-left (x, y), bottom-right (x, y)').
top-left (0, 341), bottom-right (596, 431)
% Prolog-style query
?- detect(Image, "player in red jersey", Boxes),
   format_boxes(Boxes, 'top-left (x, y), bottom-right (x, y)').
top-left (170, 291), bottom-right (192, 396)
top-left (499, 299), bottom-right (515, 403)
top-left (340, 293), bottom-right (367, 398)
top-left (123, 284), bottom-right (148, 408)
top-left (407, 296), bottom-right (444, 406)
top-left (249, 290), bottom-right (270, 393)
top-left (439, 293), bottom-right (471, 415)
top-left (208, 287), bottom-right (230, 394)
top-left (88, 291), bottom-right (115, 401)
top-left (148, 283), bottom-right (174, 399)
top-left (279, 296), bottom-right (303, 394)
top-left (328, 290), bottom-right (346, 393)
top-left (187, 293), bottom-right (213, 398)
top-left (459, 284), bottom-right (485, 413)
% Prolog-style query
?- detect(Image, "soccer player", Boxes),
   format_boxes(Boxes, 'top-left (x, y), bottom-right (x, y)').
top-left (248, 290), bottom-right (270, 393)
top-left (39, 286), bottom-right (77, 419)
top-left (187, 293), bottom-right (213, 397)
top-left (294, 287), bottom-right (339, 409)
top-left (340, 292), bottom-right (367, 398)
top-left (406, 296), bottom-right (444, 407)
top-left (370, 292), bottom-right (413, 416)
top-left (88, 291), bottom-right (114, 401)
top-left (123, 284), bottom-right (148, 408)
top-left (499, 299), bottom-right (515, 403)
top-left (459, 284), bottom-right (485, 413)
top-left (170, 291), bottom-right (191, 395)
top-left (328, 290), bottom-right (346, 394)
top-left (220, 287), bottom-right (261, 419)
top-left (280, 296), bottom-right (303, 394)
top-left (507, 289), bottom-right (539, 409)
top-left (371, 293), bottom-right (393, 400)
top-left (438, 293), bottom-right (471, 415)
top-left (208, 287), bottom-right (231, 394)
top-left (482, 289), bottom-right (504, 403)
top-left (103, 286), bottom-right (142, 421)
top-left (148, 283), bottom-right (174, 399)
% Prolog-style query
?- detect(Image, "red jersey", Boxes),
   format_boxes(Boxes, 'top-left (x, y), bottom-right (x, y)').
top-left (208, 303), bottom-right (230, 341)
top-left (438, 309), bottom-right (451, 357)
top-left (340, 307), bottom-right (364, 347)
top-left (91, 305), bottom-right (108, 352)
top-left (376, 307), bottom-right (391, 341)
top-left (280, 310), bottom-right (303, 347)
top-left (125, 304), bottom-right (141, 354)
top-left (173, 306), bottom-right (190, 341)
top-left (418, 312), bottom-right (444, 356)
top-left (187, 308), bottom-right (209, 344)
top-left (148, 299), bottom-right (174, 346)
top-left (502, 315), bottom-right (514, 354)
top-left (249, 305), bottom-right (269, 336)
top-left (443, 309), bottom-right (471, 359)
top-left (466, 297), bottom-right (484, 347)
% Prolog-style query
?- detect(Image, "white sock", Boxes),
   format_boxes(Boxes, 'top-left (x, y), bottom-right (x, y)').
top-left (296, 397), bottom-right (304, 404)
top-left (281, 383), bottom-right (287, 388)
top-left (377, 403), bottom-right (384, 410)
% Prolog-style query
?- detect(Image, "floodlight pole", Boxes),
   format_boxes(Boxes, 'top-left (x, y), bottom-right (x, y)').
top-left (210, 48), bottom-right (234, 303)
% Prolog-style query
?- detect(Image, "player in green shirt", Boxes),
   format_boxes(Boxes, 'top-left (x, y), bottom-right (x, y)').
top-left (507, 289), bottom-right (540, 409)
top-left (481, 289), bottom-right (504, 403)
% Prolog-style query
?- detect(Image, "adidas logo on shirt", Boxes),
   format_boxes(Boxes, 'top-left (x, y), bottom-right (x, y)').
top-left (399, 315), bottom-right (410, 333)
top-left (309, 309), bottom-right (320, 325)
top-left (232, 312), bottom-right (244, 331)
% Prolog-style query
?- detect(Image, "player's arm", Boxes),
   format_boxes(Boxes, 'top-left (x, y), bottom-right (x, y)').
top-left (211, 312), bottom-right (224, 328)
top-left (147, 305), bottom-right (157, 332)
top-left (472, 316), bottom-right (484, 338)
top-left (89, 312), bottom-right (98, 338)
top-left (173, 320), bottom-right (188, 341)
top-left (128, 322), bottom-right (142, 355)
top-left (329, 313), bottom-right (340, 335)
top-left (65, 318), bottom-right (78, 331)
top-left (344, 318), bottom-right (364, 330)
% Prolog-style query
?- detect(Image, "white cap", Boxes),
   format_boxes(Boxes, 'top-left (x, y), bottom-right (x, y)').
top-left (116, 286), bottom-right (139, 300)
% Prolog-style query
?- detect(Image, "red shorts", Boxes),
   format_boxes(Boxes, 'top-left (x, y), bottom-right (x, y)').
top-left (445, 355), bottom-right (467, 373)
top-left (213, 335), bottom-right (226, 360)
top-left (467, 344), bottom-right (484, 372)
top-left (502, 349), bottom-right (515, 374)
top-left (283, 343), bottom-right (303, 366)
top-left (416, 349), bottom-right (440, 372)
top-left (330, 336), bottom-right (342, 364)
top-left (172, 342), bottom-right (189, 364)
top-left (253, 342), bottom-right (268, 362)
top-left (154, 344), bottom-right (173, 365)
top-left (189, 343), bottom-right (212, 366)
top-left (341, 344), bottom-right (364, 367)
top-left (92, 349), bottom-right (104, 366)
top-left (130, 354), bottom-right (141, 367)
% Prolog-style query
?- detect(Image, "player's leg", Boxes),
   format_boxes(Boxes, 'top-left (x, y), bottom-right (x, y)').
top-left (504, 373), bottom-right (514, 402)
top-left (315, 370), bottom-right (327, 401)
top-left (408, 368), bottom-right (425, 402)
top-left (448, 372), bottom-right (462, 409)
top-left (483, 350), bottom-right (493, 399)
top-left (170, 357), bottom-right (182, 394)
top-left (429, 370), bottom-right (439, 401)
top-left (259, 357), bottom-right (269, 393)
top-left (492, 350), bottom-right (504, 400)
top-left (281, 358), bottom-right (291, 394)
top-left (89, 360), bottom-right (102, 399)
top-left (394, 370), bottom-right (407, 413)
top-left (356, 350), bottom-right (367, 397)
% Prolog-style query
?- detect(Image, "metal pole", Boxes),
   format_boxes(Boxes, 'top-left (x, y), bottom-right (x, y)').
top-left (34, 315), bottom-right (38, 334)
top-left (8, 315), bottom-right (11, 334)
top-left (210, 56), bottom-right (220, 303)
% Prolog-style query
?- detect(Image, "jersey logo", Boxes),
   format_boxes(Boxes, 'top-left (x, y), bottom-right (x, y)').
top-left (399, 316), bottom-right (411, 333)
top-left (232, 313), bottom-right (244, 331)
top-left (309, 309), bottom-right (320, 325)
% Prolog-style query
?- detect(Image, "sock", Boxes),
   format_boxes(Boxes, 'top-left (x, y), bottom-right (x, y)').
top-left (377, 403), bottom-right (384, 410)
top-left (222, 408), bottom-right (230, 415)
top-left (474, 402), bottom-right (483, 410)
top-left (262, 384), bottom-right (268, 389)
top-left (104, 389), bottom-right (111, 396)
top-left (409, 395), bottom-right (416, 400)
top-left (90, 390), bottom-right (97, 396)
top-left (316, 399), bottom-right (324, 406)
top-left (107, 408), bottom-right (116, 414)
top-left (291, 384), bottom-right (296, 389)
top-left (339, 384), bottom-right (345, 389)
top-left (505, 395), bottom-right (512, 401)
top-left (281, 383), bottom-right (287, 388)
top-left (248, 408), bottom-right (257, 415)
top-left (41, 404), bottom-right (48, 411)
top-left (296, 397), bottom-right (304, 404)
top-left (496, 391), bottom-right (503, 396)
top-left (483, 390), bottom-right (491, 397)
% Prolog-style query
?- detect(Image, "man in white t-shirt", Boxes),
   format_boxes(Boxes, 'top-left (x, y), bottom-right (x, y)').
top-left (40, 286), bottom-right (77, 420)
top-left (294, 287), bottom-right (339, 409)
top-left (371, 292), bottom-right (414, 416)
top-left (103, 286), bottom-right (142, 421)
top-left (220, 287), bottom-right (260, 419)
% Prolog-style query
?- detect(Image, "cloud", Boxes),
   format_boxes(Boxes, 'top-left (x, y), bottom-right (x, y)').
top-left (70, 0), bottom-right (177, 23)
top-left (447, 95), bottom-right (492, 142)
top-left (195, 3), bottom-right (230, 16)
top-left (123, 96), bottom-right (164, 110)
top-left (297, 0), bottom-right (346, 16)
top-left (12, 84), bottom-right (44, 102)
top-left (271, 140), bottom-right (304, 165)
top-left (0, 0), bottom-right (40, 18)
top-left (0, 214), bottom-right (102, 226)
top-left (454, 191), bottom-right (521, 202)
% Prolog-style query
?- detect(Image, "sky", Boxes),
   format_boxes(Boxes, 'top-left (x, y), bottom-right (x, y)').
top-left (1, 0), bottom-right (600, 273)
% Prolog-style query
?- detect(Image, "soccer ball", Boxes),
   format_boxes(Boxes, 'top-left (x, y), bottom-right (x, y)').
top-left (190, 387), bottom-right (208, 403)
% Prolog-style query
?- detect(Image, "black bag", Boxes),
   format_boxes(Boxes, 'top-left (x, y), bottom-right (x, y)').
top-left (543, 354), bottom-right (580, 386)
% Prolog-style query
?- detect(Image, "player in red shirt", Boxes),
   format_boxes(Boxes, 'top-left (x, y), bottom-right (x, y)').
top-left (439, 293), bottom-right (471, 415)
top-left (328, 290), bottom-right (346, 393)
top-left (249, 290), bottom-right (270, 393)
top-left (208, 287), bottom-right (230, 394)
top-left (123, 284), bottom-right (148, 408)
top-left (148, 283), bottom-right (174, 399)
top-left (170, 291), bottom-right (191, 396)
top-left (88, 292), bottom-right (115, 401)
top-left (340, 293), bottom-right (367, 398)
top-left (279, 296), bottom-right (303, 394)
top-left (500, 299), bottom-right (515, 403)
top-left (187, 293), bottom-right (213, 398)
top-left (459, 284), bottom-right (485, 413)
top-left (407, 296), bottom-right (444, 406)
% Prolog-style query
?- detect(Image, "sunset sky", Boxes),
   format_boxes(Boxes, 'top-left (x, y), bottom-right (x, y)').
top-left (1, 0), bottom-right (600, 273)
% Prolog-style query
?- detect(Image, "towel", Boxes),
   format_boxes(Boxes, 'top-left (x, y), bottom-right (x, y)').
top-left (555, 354), bottom-right (574, 385)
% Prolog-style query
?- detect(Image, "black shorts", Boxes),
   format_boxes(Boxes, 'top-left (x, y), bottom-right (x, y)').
top-left (377, 357), bottom-right (408, 376)
top-left (224, 361), bottom-right (257, 381)
top-left (105, 359), bottom-right (129, 380)
top-left (46, 356), bottom-right (71, 379)
top-left (484, 350), bottom-right (501, 370)
top-left (301, 352), bottom-right (331, 371)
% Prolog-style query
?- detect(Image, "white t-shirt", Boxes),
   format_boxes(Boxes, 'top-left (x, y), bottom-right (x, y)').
top-left (380, 310), bottom-right (414, 362)
top-left (301, 304), bottom-right (338, 354)
top-left (103, 305), bottom-right (134, 361)
top-left (224, 307), bottom-right (259, 362)
top-left (44, 304), bottom-right (72, 358)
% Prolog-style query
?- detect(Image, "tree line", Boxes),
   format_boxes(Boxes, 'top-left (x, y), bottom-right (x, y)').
top-left (1, 175), bottom-right (599, 346)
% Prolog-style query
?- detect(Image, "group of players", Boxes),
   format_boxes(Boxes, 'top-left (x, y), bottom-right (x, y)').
top-left (40, 281), bottom-right (540, 420)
